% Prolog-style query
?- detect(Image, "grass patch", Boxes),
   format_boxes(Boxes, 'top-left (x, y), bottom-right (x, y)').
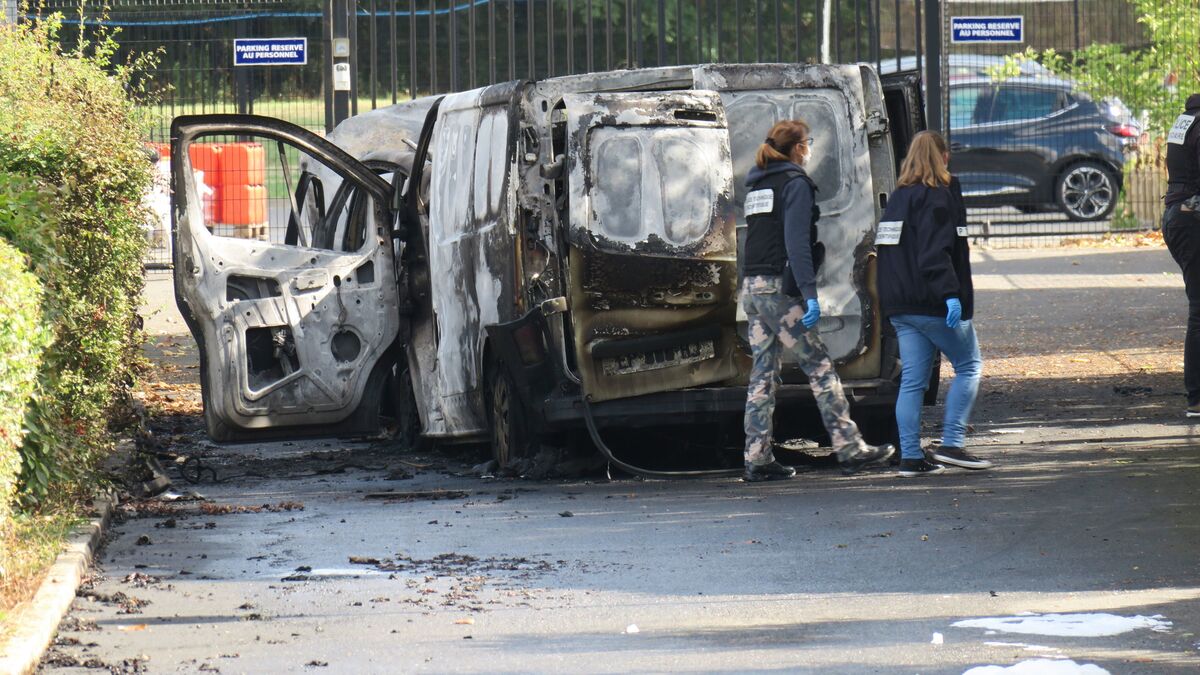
top-left (0, 511), bottom-right (82, 632)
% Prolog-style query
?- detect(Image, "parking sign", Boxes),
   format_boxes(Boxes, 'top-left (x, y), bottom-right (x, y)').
top-left (950, 17), bottom-right (1024, 44)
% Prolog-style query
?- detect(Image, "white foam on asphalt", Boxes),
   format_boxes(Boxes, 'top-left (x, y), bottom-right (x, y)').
top-left (953, 613), bottom-right (1172, 637)
top-left (963, 659), bottom-right (1109, 675)
top-left (984, 641), bottom-right (1063, 654)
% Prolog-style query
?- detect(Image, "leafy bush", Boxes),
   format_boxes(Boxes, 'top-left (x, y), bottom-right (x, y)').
top-left (0, 17), bottom-right (152, 508)
top-left (0, 233), bottom-right (48, 535)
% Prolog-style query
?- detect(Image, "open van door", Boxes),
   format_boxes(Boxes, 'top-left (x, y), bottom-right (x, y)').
top-left (171, 115), bottom-right (403, 442)
top-left (880, 70), bottom-right (928, 169)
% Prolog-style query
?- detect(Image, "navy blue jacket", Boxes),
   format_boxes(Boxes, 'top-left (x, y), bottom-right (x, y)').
top-left (876, 177), bottom-right (974, 320)
top-left (744, 161), bottom-right (819, 301)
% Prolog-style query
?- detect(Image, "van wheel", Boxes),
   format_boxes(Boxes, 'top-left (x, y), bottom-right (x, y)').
top-left (487, 362), bottom-right (529, 469)
top-left (1056, 161), bottom-right (1117, 221)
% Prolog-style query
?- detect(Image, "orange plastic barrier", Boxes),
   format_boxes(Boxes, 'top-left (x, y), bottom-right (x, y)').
top-left (221, 184), bottom-right (267, 227)
top-left (188, 144), bottom-right (222, 183)
top-left (187, 141), bottom-right (268, 232)
top-left (219, 142), bottom-right (266, 187)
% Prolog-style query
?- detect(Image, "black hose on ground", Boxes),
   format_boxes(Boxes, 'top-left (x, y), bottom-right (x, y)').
top-left (580, 394), bottom-right (744, 480)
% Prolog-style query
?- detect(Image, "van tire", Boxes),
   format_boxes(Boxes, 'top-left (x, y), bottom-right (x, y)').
top-left (487, 361), bottom-right (530, 469)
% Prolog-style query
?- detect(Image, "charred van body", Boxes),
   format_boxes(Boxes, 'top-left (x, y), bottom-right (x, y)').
top-left (170, 63), bottom-right (928, 470)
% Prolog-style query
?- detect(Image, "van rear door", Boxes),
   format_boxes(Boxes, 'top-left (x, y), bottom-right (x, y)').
top-left (561, 91), bottom-right (741, 403)
top-left (693, 64), bottom-right (887, 378)
top-left (171, 115), bottom-right (402, 442)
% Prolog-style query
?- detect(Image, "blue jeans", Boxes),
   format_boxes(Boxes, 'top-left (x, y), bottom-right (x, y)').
top-left (890, 315), bottom-right (983, 460)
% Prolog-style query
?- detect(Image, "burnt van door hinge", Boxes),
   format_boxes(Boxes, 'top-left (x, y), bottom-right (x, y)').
top-left (866, 111), bottom-right (889, 139)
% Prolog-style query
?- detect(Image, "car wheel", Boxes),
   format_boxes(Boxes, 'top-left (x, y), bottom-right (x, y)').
top-left (487, 360), bottom-right (530, 470)
top-left (1056, 161), bottom-right (1117, 221)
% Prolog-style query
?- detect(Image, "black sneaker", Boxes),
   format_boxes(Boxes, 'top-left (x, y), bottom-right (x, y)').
top-left (932, 446), bottom-right (994, 470)
top-left (839, 444), bottom-right (895, 476)
top-left (898, 458), bottom-right (946, 477)
top-left (743, 461), bottom-right (797, 482)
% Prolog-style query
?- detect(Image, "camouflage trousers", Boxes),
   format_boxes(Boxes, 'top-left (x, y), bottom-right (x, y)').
top-left (741, 275), bottom-right (867, 465)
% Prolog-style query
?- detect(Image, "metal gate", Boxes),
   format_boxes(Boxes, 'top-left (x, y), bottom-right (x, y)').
top-left (937, 0), bottom-right (1182, 247)
top-left (37, 1), bottom-right (1179, 262)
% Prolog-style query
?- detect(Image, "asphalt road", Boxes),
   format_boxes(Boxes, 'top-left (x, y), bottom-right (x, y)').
top-left (38, 246), bottom-right (1200, 674)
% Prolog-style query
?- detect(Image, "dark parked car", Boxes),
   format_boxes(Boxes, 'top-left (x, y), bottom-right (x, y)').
top-left (949, 76), bottom-right (1134, 221)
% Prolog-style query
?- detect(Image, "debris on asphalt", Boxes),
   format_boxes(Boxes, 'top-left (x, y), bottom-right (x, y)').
top-left (348, 556), bottom-right (382, 565)
top-left (135, 535), bottom-right (153, 546)
top-left (159, 490), bottom-right (205, 502)
top-left (364, 489), bottom-right (469, 502)
top-left (385, 466), bottom-right (415, 480)
top-left (624, 624), bottom-right (640, 634)
top-left (78, 588), bottom-right (151, 615)
top-left (454, 618), bottom-right (475, 625)
top-left (931, 632), bottom-right (944, 645)
top-left (199, 501), bottom-right (304, 514)
top-left (558, 510), bottom-right (574, 517)
top-left (469, 459), bottom-right (499, 477)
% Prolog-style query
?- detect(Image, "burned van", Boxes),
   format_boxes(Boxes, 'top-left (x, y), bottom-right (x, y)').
top-left (171, 63), bottom-right (927, 472)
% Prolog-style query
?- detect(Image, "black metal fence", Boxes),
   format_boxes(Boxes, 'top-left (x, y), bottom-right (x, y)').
top-left (35, 0), bottom-right (1189, 264)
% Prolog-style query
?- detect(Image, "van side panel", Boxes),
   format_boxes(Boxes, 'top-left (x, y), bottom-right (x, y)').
top-left (425, 89), bottom-right (521, 436)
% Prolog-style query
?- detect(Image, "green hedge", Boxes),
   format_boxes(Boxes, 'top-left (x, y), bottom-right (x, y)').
top-left (0, 18), bottom-right (151, 509)
top-left (0, 236), bottom-right (48, 534)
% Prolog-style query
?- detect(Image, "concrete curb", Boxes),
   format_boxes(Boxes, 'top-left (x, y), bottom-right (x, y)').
top-left (0, 495), bottom-right (115, 675)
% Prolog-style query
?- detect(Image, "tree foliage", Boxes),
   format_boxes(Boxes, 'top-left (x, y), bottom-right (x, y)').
top-left (997, 0), bottom-right (1199, 138)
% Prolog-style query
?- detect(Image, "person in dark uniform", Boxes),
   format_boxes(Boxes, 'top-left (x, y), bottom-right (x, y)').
top-left (1163, 93), bottom-right (1200, 418)
top-left (876, 131), bottom-right (990, 477)
top-left (739, 119), bottom-right (894, 482)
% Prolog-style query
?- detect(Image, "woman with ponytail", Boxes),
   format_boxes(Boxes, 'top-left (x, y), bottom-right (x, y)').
top-left (876, 130), bottom-right (990, 477)
top-left (740, 119), bottom-right (894, 482)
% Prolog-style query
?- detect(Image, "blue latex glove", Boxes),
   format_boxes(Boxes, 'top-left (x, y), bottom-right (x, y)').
top-left (945, 297), bottom-right (962, 329)
top-left (802, 298), bottom-right (821, 329)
